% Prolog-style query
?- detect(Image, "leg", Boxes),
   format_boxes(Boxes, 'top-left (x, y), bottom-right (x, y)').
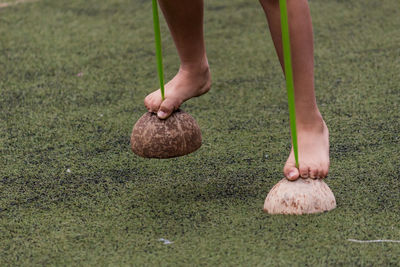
top-left (144, 0), bottom-right (211, 119)
top-left (260, 0), bottom-right (330, 179)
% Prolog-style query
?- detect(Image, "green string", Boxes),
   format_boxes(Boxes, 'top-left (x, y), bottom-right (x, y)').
top-left (279, 0), bottom-right (299, 168)
top-left (152, 0), bottom-right (165, 101)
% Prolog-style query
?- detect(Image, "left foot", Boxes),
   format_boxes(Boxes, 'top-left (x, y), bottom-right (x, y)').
top-left (144, 63), bottom-right (211, 119)
top-left (283, 115), bottom-right (330, 180)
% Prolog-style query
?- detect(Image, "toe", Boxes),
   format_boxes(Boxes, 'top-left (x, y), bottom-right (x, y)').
top-left (316, 164), bottom-right (323, 179)
top-left (144, 95), bottom-right (151, 111)
top-left (157, 98), bottom-right (180, 119)
top-left (309, 166), bottom-right (319, 179)
top-left (299, 165), bottom-right (309, 178)
top-left (320, 163), bottom-right (329, 178)
top-left (284, 162), bottom-right (299, 181)
top-left (144, 93), bottom-right (160, 113)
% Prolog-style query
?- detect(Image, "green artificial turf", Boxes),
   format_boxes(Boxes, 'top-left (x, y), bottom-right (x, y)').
top-left (1, 0), bottom-right (399, 265)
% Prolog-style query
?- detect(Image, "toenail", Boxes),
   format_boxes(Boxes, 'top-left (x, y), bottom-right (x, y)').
top-left (157, 110), bottom-right (168, 119)
top-left (289, 171), bottom-right (296, 179)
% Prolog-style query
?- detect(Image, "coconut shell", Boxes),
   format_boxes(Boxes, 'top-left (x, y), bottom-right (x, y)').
top-left (131, 109), bottom-right (202, 158)
top-left (263, 178), bottom-right (336, 215)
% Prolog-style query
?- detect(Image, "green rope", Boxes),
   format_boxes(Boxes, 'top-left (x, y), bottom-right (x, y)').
top-left (279, 0), bottom-right (299, 168)
top-left (152, 0), bottom-right (165, 100)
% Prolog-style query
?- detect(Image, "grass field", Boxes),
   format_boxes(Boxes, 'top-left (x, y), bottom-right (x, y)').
top-left (1, 0), bottom-right (399, 265)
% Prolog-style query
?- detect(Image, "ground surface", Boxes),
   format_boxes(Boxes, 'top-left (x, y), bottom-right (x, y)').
top-left (1, 0), bottom-right (399, 265)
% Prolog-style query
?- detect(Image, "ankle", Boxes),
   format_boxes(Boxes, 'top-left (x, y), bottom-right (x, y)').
top-left (296, 111), bottom-right (325, 130)
top-left (179, 57), bottom-right (210, 75)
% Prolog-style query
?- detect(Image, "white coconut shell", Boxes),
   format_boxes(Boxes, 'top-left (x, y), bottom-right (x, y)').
top-left (263, 178), bottom-right (336, 215)
top-left (131, 109), bottom-right (202, 158)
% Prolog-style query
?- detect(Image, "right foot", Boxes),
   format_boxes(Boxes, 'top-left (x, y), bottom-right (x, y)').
top-left (144, 64), bottom-right (211, 119)
top-left (283, 115), bottom-right (330, 180)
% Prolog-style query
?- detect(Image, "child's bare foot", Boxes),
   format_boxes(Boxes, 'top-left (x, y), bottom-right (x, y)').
top-left (283, 115), bottom-right (330, 180)
top-left (144, 64), bottom-right (211, 119)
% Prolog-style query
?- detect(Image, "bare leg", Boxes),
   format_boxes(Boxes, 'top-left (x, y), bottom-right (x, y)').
top-left (144, 0), bottom-right (211, 119)
top-left (260, 0), bottom-right (330, 179)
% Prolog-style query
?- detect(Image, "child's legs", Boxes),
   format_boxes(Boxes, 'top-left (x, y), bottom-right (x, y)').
top-left (144, 0), bottom-right (211, 119)
top-left (259, 0), bottom-right (330, 179)
top-left (158, 0), bottom-right (208, 70)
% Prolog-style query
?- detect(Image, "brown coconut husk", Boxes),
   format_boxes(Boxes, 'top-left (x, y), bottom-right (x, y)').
top-left (264, 178), bottom-right (336, 215)
top-left (131, 109), bottom-right (202, 158)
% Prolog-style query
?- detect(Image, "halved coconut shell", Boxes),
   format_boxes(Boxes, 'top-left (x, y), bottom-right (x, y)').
top-left (263, 178), bottom-right (336, 215)
top-left (131, 109), bottom-right (202, 158)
